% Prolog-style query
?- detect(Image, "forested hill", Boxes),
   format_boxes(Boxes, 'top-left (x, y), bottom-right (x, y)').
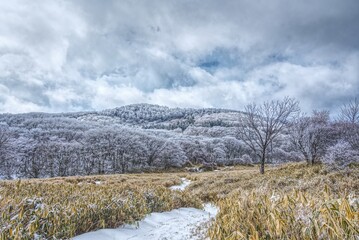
top-left (77, 103), bottom-right (241, 130)
top-left (1, 102), bottom-right (354, 179)
top-left (1, 104), bottom-right (261, 179)
top-left (2, 103), bottom-right (241, 130)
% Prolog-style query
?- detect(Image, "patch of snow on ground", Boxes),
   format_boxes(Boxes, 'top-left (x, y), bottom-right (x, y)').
top-left (169, 178), bottom-right (191, 191)
top-left (73, 203), bottom-right (218, 240)
top-left (73, 178), bottom-right (219, 240)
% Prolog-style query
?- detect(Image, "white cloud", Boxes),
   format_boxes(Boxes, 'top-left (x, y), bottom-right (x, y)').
top-left (0, 0), bottom-right (358, 113)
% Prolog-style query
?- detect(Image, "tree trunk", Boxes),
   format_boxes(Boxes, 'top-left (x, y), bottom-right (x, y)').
top-left (260, 161), bottom-right (265, 174)
top-left (260, 153), bottom-right (265, 174)
top-left (303, 152), bottom-right (310, 165)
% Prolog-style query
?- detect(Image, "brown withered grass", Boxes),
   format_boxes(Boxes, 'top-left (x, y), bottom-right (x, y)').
top-left (182, 163), bottom-right (359, 240)
top-left (0, 173), bottom-right (201, 240)
top-left (1, 163), bottom-right (358, 239)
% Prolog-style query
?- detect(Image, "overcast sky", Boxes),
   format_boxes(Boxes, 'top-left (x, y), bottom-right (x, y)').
top-left (0, 0), bottom-right (358, 113)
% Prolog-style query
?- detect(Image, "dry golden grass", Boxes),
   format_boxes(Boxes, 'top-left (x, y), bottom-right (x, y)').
top-left (185, 163), bottom-right (358, 202)
top-left (209, 188), bottom-right (358, 239)
top-left (1, 163), bottom-right (358, 239)
top-left (183, 163), bottom-right (358, 240)
top-left (0, 173), bottom-right (201, 240)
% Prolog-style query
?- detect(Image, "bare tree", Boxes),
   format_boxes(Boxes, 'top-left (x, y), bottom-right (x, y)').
top-left (237, 97), bottom-right (299, 174)
top-left (290, 111), bottom-right (335, 165)
top-left (142, 135), bottom-right (169, 167)
top-left (338, 97), bottom-right (359, 149)
top-left (339, 97), bottom-right (359, 124)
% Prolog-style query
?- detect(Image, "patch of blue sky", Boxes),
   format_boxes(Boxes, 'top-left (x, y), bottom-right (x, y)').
top-left (197, 47), bottom-right (242, 74)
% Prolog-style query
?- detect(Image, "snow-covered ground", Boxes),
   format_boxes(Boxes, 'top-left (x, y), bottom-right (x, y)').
top-left (73, 179), bottom-right (218, 240)
top-left (73, 203), bottom-right (217, 240)
top-left (169, 178), bottom-right (191, 191)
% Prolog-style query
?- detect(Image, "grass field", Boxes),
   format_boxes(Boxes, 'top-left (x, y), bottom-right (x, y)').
top-left (1, 163), bottom-right (358, 239)
top-left (199, 164), bottom-right (359, 239)
top-left (0, 173), bottom-right (201, 239)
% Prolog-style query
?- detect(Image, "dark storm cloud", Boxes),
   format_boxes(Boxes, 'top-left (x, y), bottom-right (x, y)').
top-left (0, 0), bottom-right (358, 113)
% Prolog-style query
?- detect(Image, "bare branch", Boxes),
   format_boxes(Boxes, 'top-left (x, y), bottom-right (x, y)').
top-left (237, 97), bottom-right (300, 174)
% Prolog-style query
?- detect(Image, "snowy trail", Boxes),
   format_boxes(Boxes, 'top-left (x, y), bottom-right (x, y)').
top-left (73, 178), bottom-right (218, 240)
top-left (73, 203), bottom-right (217, 240)
top-left (169, 177), bottom-right (192, 191)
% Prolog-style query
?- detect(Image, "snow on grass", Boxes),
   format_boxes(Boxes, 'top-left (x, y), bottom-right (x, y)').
top-left (169, 178), bottom-right (191, 191)
top-left (73, 203), bottom-right (218, 240)
top-left (73, 178), bottom-right (219, 240)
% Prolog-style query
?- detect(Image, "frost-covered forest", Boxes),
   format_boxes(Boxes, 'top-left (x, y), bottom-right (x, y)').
top-left (0, 99), bottom-right (358, 179)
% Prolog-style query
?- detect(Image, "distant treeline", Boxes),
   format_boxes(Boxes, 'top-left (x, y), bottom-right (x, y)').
top-left (0, 100), bottom-right (358, 179)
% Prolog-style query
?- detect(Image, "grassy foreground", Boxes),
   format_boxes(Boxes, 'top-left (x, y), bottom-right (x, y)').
top-left (0, 174), bottom-right (201, 239)
top-left (0, 163), bottom-right (358, 239)
top-left (187, 163), bottom-right (359, 240)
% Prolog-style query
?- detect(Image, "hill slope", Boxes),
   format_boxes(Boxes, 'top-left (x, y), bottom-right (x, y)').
top-left (0, 104), bottom-right (256, 179)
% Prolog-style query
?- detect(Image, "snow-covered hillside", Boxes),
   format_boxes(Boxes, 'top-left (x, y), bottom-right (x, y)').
top-left (0, 104), bottom-right (295, 179)
top-left (75, 103), bottom-right (241, 130)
